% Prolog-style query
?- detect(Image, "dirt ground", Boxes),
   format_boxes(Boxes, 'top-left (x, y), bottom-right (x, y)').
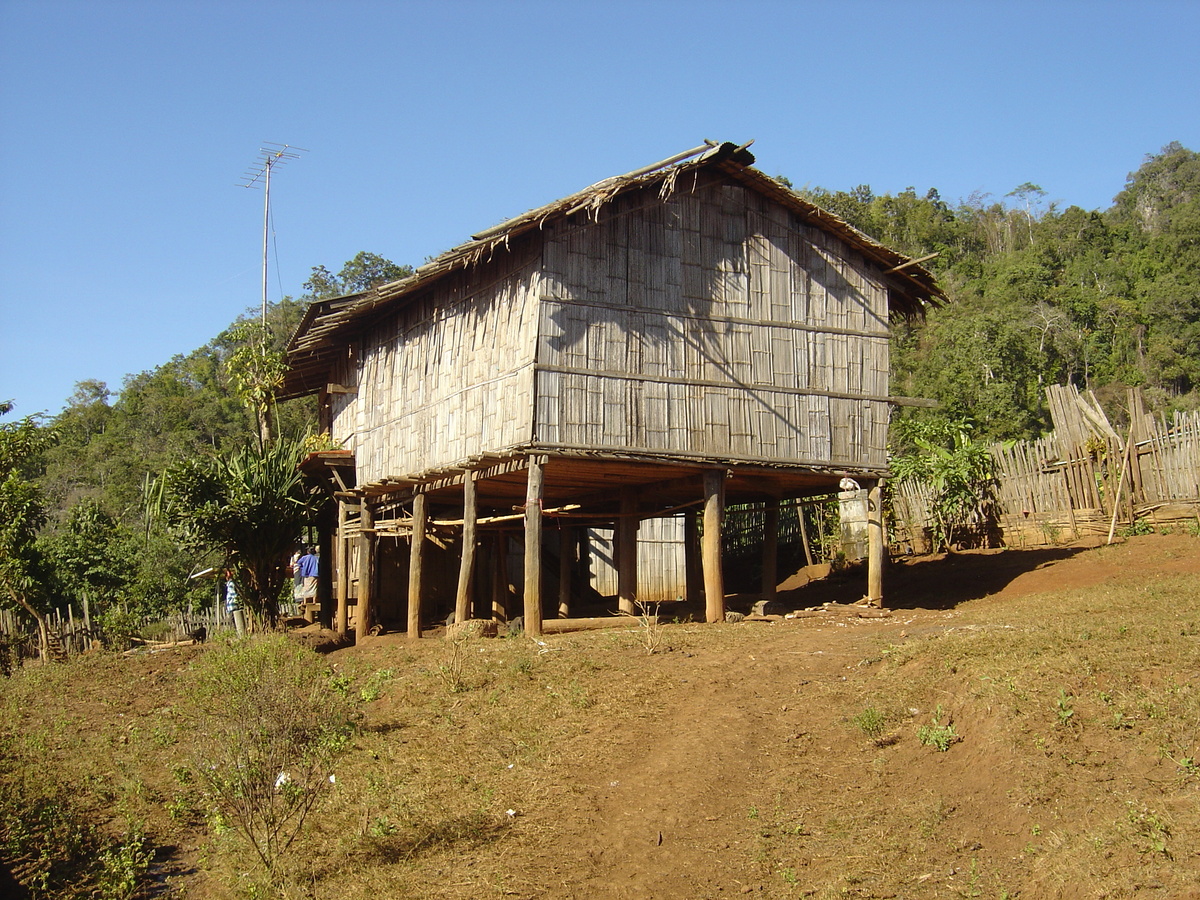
top-left (8, 533), bottom-right (1200, 900)
top-left (309, 532), bottom-right (1200, 900)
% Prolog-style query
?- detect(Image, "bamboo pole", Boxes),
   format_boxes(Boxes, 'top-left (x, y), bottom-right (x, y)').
top-left (617, 488), bottom-right (638, 615)
top-left (454, 472), bottom-right (477, 624)
top-left (702, 470), bottom-right (726, 623)
top-left (1107, 424), bottom-right (1137, 545)
top-left (523, 458), bottom-right (545, 636)
top-left (408, 492), bottom-right (427, 640)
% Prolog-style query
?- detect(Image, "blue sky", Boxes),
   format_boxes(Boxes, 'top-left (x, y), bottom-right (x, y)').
top-left (2, 0), bottom-right (1197, 417)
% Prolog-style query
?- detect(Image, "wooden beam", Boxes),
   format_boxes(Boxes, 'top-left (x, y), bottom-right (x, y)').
top-left (523, 458), bottom-right (544, 636)
top-left (617, 488), bottom-right (639, 615)
top-left (702, 470), bottom-right (726, 623)
top-left (762, 499), bottom-right (780, 601)
top-left (408, 492), bottom-right (427, 640)
top-left (867, 480), bottom-right (885, 606)
top-left (454, 472), bottom-right (477, 624)
top-left (357, 502), bottom-right (375, 639)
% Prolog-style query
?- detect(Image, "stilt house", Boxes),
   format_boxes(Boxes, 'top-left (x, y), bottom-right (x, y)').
top-left (281, 141), bottom-right (943, 637)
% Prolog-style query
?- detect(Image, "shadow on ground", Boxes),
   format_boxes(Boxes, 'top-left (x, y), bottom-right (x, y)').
top-left (777, 546), bottom-right (1092, 611)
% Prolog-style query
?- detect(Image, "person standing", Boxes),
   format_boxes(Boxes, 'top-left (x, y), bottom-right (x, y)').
top-left (225, 569), bottom-right (246, 637)
top-left (298, 546), bottom-right (319, 620)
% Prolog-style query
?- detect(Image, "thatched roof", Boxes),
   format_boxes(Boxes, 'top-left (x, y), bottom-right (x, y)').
top-left (282, 141), bottom-right (945, 400)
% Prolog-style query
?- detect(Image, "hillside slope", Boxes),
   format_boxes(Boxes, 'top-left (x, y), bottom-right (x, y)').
top-left (4, 534), bottom-right (1200, 899)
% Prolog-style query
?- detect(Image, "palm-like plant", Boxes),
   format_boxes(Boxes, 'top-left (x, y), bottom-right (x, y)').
top-left (149, 437), bottom-right (321, 627)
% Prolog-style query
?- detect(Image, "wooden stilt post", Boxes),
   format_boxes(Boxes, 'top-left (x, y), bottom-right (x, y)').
top-left (358, 501), bottom-right (375, 639)
top-left (335, 500), bottom-right (350, 636)
top-left (408, 491), bottom-right (427, 640)
top-left (454, 472), bottom-right (477, 624)
top-left (703, 470), bottom-right (726, 623)
top-left (523, 457), bottom-right (545, 637)
top-left (558, 527), bottom-right (573, 618)
top-left (492, 533), bottom-right (508, 622)
top-left (684, 510), bottom-right (702, 604)
top-left (617, 488), bottom-right (638, 615)
top-left (762, 498), bottom-right (780, 600)
top-left (867, 480), bottom-right (885, 607)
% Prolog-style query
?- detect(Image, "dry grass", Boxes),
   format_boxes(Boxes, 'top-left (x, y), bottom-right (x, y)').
top-left (2, 538), bottom-right (1199, 898)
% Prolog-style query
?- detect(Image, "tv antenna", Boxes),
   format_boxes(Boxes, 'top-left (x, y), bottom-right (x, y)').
top-left (240, 143), bottom-right (307, 324)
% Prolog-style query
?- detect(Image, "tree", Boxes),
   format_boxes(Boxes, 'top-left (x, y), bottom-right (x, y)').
top-left (0, 408), bottom-right (58, 661)
top-left (890, 420), bottom-right (999, 553)
top-left (148, 438), bottom-right (322, 627)
top-left (301, 252), bottom-right (412, 300)
top-left (225, 321), bottom-right (288, 446)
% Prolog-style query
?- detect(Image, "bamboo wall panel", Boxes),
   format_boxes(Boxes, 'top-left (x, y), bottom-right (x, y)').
top-left (536, 175), bottom-right (892, 468)
top-left (333, 253), bottom-right (541, 484)
top-left (588, 517), bottom-right (688, 604)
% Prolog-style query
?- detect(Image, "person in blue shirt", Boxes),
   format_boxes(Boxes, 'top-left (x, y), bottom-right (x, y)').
top-left (298, 547), bottom-right (319, 603)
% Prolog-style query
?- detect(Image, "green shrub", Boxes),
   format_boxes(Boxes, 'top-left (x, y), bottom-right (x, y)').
top-left (182, 635), bottom-right (362, 871)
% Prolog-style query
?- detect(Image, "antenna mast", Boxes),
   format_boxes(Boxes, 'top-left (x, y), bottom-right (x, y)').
top-left (240, 143), bottom-right (306, 324)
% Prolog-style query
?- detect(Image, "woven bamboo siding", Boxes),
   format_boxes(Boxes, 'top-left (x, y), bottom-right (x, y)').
top-left (536, 175), bottom-right (891, 467)
top-left (588, 517), bottom-right (688, 604)
top-left (333, 254), bottom-right (541, 485)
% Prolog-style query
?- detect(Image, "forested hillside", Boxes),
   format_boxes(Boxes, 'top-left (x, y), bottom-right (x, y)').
top-left (798, 141), bottom-right (1200, 440)
top-left (2, 145), bottom-right (1197, 633)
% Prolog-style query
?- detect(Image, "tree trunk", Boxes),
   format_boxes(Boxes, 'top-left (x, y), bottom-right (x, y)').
top-left (8, 586), bottom-right (50, 665)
